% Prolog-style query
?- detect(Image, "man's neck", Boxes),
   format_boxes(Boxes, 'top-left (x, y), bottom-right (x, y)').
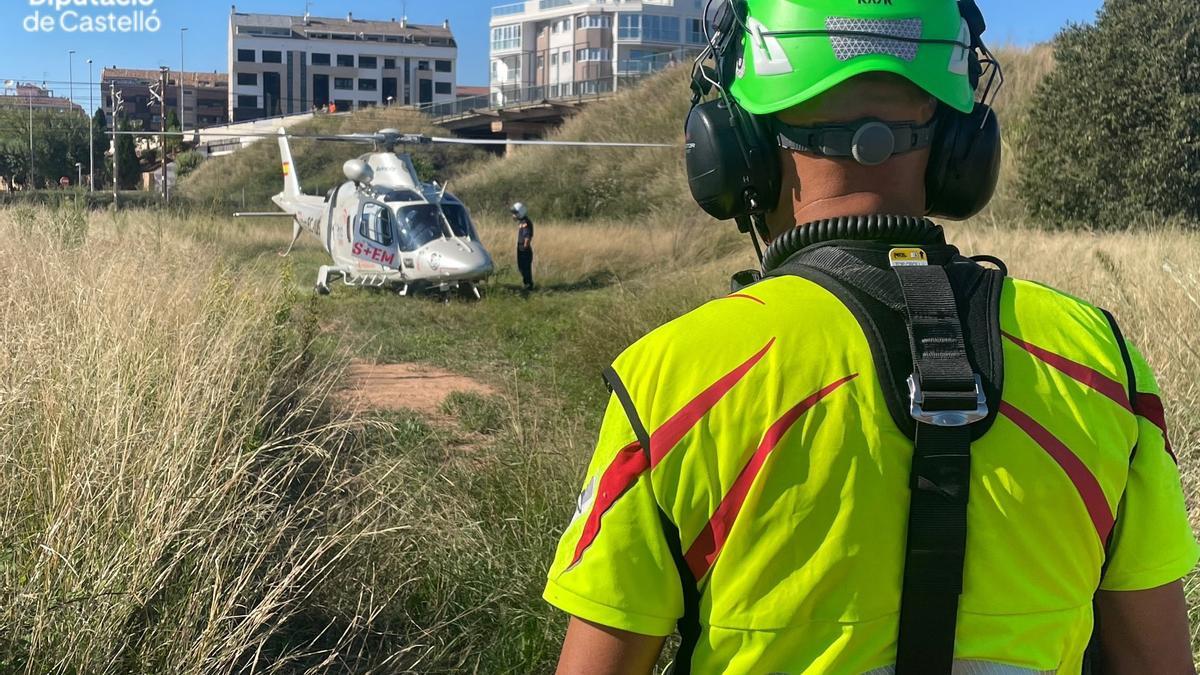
top-left (793, 192), bottom-right (924, 227)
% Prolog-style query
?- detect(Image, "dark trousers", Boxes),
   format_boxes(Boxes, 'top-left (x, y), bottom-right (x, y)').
top-left (517, 248), bottom-right (534, 289)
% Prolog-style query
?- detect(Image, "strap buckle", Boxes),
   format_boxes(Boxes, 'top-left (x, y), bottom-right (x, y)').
top-left (907, 374), bottom-right (987, 427)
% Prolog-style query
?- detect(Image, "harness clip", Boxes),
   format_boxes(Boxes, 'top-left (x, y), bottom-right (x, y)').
top-left (907, 374), bottom-right (987, 427)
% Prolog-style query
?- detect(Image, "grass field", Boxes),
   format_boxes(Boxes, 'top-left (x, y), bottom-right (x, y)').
top-left (2, 45), bottom-right (1198, 673)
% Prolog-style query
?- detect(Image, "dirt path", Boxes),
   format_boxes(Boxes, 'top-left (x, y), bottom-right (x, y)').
top-left (344, 360), bottom-right (496, 415)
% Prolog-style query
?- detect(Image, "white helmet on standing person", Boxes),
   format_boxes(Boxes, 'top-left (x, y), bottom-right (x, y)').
top-left (511, 202), bottom-right (528, 220)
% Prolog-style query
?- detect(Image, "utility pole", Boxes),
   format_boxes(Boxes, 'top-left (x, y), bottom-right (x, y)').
top-left (28, 89), bottom-right (34, 190)
top-left (161, 67), bottom-right (169, 203)
top-left (111, 81), bottom-right (122, 206)
top-left (68, 50), bottom-right (76, 106)
top-left (180, 27), bottom-right (188, 134)
top-left (87, 58), bottom-right (94, 191)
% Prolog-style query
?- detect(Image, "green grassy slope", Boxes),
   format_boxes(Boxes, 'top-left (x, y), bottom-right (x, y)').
top-left (455, 46), bottom-right (1053, 225)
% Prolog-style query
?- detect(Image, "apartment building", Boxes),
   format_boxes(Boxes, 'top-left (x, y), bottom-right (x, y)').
top-left (101, 69), bottom-right (228, 130)
top-left (0, 83), bottom-right (85, 116)
top-left (229, 7), bottom-right (458, 122)
top-left (489, 0), bottom-right (707, 105)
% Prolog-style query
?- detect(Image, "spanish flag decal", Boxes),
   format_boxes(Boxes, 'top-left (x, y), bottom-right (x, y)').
top-left (282, 162), bottom-right (291, 176)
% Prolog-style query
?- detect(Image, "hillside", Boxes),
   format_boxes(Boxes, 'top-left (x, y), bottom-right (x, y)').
top-left (177, 107), bottom-right (484, 211)
top-left (455, 45), bottom-right (1053, 224)
top-left (179, 45), bottom-right (1053, 222)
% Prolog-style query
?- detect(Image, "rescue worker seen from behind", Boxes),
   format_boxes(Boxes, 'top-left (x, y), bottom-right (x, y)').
top-left (513, 202), bottom-right (535, 291)
top-left (543, 0), bottom-right (1198, 673)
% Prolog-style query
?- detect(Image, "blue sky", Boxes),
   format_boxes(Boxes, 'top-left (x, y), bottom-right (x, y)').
top-left (0, 0), bottom-right (1103, 110)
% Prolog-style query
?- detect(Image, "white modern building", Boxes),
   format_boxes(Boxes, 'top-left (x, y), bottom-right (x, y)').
top-left (229, 7), bottom-right (458, 122)
top-left (489, 0), bottom-right (707, 105)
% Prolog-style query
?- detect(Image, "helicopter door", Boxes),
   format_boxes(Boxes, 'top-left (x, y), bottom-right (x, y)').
top-left (353, 201), bottom-right (400, 269)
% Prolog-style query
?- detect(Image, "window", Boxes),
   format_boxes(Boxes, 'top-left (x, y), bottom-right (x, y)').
top-left (384, 57), bottom-right (396, 69)
top-left (577, 15), bottom-right (610, 29)
top-left (688, 18), bottom-right (705, 44)
top-left (237, 94), bottom-right (257, 108)
top-left (359, 56), bottom-right (378, 69)
top-left (435, 82), bottom-right (452, 95)
top-left (359, 202), bottom-right (394, 247)
top-left (237, 49), bottom-right (256, 63)
top-left (237, 72), bottom-right (258, 86)
top-left (618, 14), bottom-right (639, 39)
top-left (418, 60), bottom-right (431, 71)
top-left (336, 54), bottom-right (354, 67)
top-left (311, 52), bottom-right (331, 66)
top-left (643, 15), bottom-right (680, 42)
top-left (537, 55), bottom-right (545, 69)
top-left (396, 205), bottom-right (448, 251)
top-left (334, 77), bottom-right (354, 90)
top-left (435, 60), bottom-right (452, 73)
top-left (358, 78), bottom-right (377, 91)
top-left (334, 99), bottom-right (352, 110)
top-left (576, 48), bottom-right (610, 62)
top-left (561, 50), bottom-right (571, 63)
top-left (262, 50), bottom-right (283, 64)
top-left (550, 53), bottom-right (558, 66)
top-left (491, 24), bottom-right (521, 51)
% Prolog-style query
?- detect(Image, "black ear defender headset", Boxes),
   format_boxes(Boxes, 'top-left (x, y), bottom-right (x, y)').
top-left (684, 0), bottom-right (1005, 246)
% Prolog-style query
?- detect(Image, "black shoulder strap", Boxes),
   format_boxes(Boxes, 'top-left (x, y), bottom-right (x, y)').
top-left (892, 264), bottom-right (985, 674)
top-left (1083, 311), bottom-right (1140, 675)
top-left (602, 367), bottom-right (703, 673)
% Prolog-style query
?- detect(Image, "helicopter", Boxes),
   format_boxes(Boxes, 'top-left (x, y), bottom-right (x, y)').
top-left (238, 129), bottom-right (494, 298)
top-left (110, 125), bottom-right (674, 299)
top-left (233, 128), bottom-right (675, 298)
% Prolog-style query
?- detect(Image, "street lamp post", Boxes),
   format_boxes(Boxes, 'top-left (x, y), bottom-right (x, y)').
top-left (68, 50), bottom-right (75, 105)
top-left (180, 27), bottom-right (188, 134)
top-left (87, 58), bottom-right (94, 191)
top-left (75, 162), bottom-right (82, 188)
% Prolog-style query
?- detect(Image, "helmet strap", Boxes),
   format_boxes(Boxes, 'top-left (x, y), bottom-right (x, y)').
top-left (774, 117), bottom-right (938, 167)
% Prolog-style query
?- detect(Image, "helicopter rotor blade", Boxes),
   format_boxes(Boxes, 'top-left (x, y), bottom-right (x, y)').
top-left (106, 129), bottom-right (676, 148)
top-left (428, 137), bottom-right (678, 149)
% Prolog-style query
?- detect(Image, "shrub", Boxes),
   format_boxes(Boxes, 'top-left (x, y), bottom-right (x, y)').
top-left (1018, 0), bottom-right (1200, 228)
top-left (175, 150), bottom-right (204, 178)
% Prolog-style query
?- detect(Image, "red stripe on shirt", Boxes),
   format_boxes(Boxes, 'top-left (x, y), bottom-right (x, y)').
top-left (1000, 401), bottom-right (1115, 543)
top-left (648, 338), bottom-right (776, 466)
top-left (1002, 331), bottom-right (1132, 411)
top-left (725, 293), bottom-right (766, 306)
top-left (569, 441), bottom-right (650, 568)
top-left (1134, 392), bottom-right (1176, 463)
top-left (684, 373), bottom-right (860, 581)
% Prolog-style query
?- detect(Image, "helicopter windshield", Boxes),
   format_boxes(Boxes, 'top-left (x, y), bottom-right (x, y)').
top-left (441, 203), bottom-right (476, 239)
top-left (394, 204), bottom-right (477, 251)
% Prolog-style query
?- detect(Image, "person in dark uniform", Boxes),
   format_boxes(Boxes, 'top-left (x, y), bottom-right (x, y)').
top-left (512, 202), bottom-right (535, 290)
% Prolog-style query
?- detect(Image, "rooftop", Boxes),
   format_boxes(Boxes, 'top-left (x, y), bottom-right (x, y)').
top-left (231, 9), bottom-right (456, 46)
top-left (102, 68), bottom-right (228, 88)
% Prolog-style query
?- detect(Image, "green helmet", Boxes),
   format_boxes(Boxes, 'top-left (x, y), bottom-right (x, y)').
top-left (729, 0), bottom-right (976, 116)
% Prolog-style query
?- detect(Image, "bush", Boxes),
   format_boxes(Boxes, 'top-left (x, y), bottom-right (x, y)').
top-left (175, 150), bottom-right (204, 178)
top-left (1018, 0), bottom-right (1200, 228)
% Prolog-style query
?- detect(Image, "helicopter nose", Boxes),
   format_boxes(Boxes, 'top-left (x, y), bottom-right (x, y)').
top-left (425, 241), bottom-right (493, 277)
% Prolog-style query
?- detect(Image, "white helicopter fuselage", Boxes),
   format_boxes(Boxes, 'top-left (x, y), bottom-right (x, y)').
top-left (269, 130), bottom-right (494, 295)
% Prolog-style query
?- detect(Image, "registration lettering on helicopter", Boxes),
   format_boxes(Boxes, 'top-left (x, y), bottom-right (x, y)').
top-left (352, 242), bottom-right (396, 266)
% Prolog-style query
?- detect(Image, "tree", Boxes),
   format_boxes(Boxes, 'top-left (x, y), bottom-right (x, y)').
top-left (164, 109), bottom-right (182, 155)
top-left (115, 119), bottom-right (141, 190)
top-left (91, 107), bottom-right (110, 188)
top-left (1019, 0), bottom-right (1200, 227)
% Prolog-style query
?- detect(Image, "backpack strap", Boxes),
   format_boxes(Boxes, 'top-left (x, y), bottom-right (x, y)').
top-left (768, 244), bottom-right (1005, 674)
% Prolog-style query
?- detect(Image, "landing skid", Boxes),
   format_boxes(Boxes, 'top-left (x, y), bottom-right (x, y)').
top-left (312, 267), bottom-right (485, 302)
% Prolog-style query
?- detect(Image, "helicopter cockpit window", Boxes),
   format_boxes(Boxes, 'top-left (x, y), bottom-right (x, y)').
top-left (378, 189), bottom-right (422, 203)
top-left (395, 205), bottom-right (447, 252)
top-left (441, 203), bottom-right (477, 239)
top-left (359, 202), bottom-right (394, 247)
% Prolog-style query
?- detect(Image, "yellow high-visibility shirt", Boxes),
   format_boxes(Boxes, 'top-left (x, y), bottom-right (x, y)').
top-left (544, 273), bottom-right (1197, 673)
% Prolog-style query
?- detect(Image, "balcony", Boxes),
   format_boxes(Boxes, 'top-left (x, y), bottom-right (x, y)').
top-left (492, 2), bottom-right (525, 16)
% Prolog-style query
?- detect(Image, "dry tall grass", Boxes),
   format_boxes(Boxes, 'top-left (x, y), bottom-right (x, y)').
top-left (0, 204), bottom-right (392, 672)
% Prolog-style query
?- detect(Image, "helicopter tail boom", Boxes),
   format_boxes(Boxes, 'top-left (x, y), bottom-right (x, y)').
top-left (277, 128), bottom-right (302, 198)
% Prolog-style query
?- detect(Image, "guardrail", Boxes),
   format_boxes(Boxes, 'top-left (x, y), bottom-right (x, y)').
top-left (492, 2), bottom-right (525, 16)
